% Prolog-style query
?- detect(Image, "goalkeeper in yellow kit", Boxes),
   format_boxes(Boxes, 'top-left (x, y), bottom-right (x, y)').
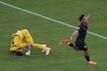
top-left (10, 29), bottom-right (51, 56)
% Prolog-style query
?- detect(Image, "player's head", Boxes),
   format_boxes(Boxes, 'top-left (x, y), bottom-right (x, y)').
top-left (79, 14), bottom-right (89, 25)
top-left (16, 51), bottom-right (23, 56)
top-left (16, 48), bottom-right (24, 56)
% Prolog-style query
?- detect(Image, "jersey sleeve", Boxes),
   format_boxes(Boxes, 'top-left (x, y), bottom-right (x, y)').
top-left (21, 29), bottom-right (33, 43)
top-left (21, 29), bottom-right (31, 38)
top-left (76, 27), bottom-right (80, 31)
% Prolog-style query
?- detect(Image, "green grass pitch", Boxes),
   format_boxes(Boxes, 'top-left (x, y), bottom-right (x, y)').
top-left (0, 0), bottom-right (107, 71)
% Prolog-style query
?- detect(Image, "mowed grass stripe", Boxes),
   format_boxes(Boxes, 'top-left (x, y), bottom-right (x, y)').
top-left (0, 1), bottom-right (107, 40)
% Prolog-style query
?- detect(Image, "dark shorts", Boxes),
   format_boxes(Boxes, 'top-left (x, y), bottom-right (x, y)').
top-left (75, 42), bottom-right (87, 51)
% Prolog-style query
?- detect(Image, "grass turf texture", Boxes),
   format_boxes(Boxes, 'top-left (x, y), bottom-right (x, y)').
top-left (0, 0), bottom-right (107, 71)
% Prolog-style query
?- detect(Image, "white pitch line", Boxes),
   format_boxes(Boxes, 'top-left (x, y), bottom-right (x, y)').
top-left (0, 1), bottom-right (107, 40)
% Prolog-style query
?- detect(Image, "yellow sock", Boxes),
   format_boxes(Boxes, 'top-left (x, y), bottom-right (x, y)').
top-left (32, 43), bottom-right (46, 49)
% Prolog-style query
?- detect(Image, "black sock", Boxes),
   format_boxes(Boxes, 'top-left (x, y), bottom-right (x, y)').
top-left (68, 43), bottom-right (74, 47)
top-left (85, 56), bottom-right (90, 61)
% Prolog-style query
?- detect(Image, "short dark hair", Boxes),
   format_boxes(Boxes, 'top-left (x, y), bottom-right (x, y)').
top-left (16, 51), bottom-right (23, 56)
top-left (79, 14), bottom-right (85, 21)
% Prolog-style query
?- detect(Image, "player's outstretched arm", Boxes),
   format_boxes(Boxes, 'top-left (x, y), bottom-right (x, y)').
top-left (87, 14), bottom-right (90, 18)
top-left (70, 30), bottom-right (78, 41)
top-left (59, 30), bottom-right (78, 45)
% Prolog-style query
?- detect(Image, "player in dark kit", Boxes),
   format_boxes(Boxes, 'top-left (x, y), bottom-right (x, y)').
top-left (60, 14), bottom-right (96, 65)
